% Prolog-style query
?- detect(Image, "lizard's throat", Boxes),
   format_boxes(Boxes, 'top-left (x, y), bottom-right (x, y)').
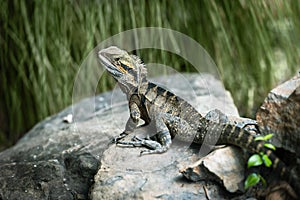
top-left (118, 83), bottom-right (137, 97)
top-left (118, 80), bottom-right (148, 98)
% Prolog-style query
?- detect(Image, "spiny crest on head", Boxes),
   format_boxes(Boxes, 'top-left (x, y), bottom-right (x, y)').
top-left (130, 54), bottom-right (147, 77)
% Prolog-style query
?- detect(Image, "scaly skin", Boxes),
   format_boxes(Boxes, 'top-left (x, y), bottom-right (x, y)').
top-left (98, 46), bottom-right (298, 197)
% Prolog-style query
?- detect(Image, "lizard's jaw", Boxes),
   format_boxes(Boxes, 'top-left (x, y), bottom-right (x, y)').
top-left (98, 50), bottom-right (123, 78)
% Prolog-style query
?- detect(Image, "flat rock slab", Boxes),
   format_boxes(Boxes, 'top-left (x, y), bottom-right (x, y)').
top-left (91, 136), bottom-right (204, 199)
top-left (0, 73), bottom-right (249, 200)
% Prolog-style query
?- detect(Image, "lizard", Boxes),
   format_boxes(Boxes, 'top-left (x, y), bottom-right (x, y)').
top-left (98, 46), bottom-right (299, 197)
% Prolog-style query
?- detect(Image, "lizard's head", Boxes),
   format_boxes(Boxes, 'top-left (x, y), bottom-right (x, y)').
top-left (98, 46), bottom-right (147, 92)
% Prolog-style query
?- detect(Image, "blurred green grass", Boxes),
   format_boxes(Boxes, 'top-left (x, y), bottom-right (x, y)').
top-left (0, 0), bottom-right (299, 150)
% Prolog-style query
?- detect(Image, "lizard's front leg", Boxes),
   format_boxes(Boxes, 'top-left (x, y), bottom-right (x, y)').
top-left (113, 102), bottom-right (140, 143)
top-left (117, 112), bottom-right (173, 155)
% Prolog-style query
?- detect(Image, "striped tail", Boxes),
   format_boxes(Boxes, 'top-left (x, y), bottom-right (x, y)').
top-left (207, 122), bottom-right (299, 197)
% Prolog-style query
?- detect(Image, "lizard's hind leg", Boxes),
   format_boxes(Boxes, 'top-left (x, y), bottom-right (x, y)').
top-left (138, 130), bottom-right (172, 155)
top-left (138, 112), bottom-right (173, 155)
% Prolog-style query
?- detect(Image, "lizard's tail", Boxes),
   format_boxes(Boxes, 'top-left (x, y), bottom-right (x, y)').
top-left (215, 123), bottom-right (300, 198)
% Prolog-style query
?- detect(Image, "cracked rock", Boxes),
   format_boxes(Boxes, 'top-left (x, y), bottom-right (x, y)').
top-left (256, 74), bottom-right (300, 157)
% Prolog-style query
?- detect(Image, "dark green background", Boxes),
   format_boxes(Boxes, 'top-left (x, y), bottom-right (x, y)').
top-left (1, 0), bottom-right (299, 150)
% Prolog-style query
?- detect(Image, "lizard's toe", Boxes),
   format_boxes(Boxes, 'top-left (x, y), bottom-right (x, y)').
top-left (140, 149), bottom-right (151, 156)
top-left (132, 135), bottom-right (143, 141)
top-left (112, 132), bottom-right (128, 143)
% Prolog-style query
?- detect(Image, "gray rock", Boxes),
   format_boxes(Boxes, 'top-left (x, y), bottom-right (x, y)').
top-left (0, 73), bottom-right (249, 200)
top-left (180, 146), bottom-right (245, 193)
top-left (0, 92), bottom-right (114, 199)
top-left (90, 135), bottom-right (207, 200)
top-left (256, 73), bottom-right (300, 157)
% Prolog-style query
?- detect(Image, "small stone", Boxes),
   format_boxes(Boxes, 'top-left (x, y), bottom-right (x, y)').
top-left (63, 114), bottom-right (73, 123)
top-left (180, 146), bottom-right (245, 193)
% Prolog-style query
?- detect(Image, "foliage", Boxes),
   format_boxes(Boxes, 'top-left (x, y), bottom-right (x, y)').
top-left (244, 173), bottom-right (266, 190)
top-left (244, 134), bottom-right (275, 189)
top-left (1, 1), bottom-right (300, 149)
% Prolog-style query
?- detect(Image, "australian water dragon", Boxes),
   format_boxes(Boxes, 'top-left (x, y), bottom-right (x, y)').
top-left (98, 46), bottom-right (298, 196)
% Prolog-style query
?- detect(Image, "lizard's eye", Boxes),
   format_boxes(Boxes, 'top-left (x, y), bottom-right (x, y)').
top-left (115, 57), bottom-right (120, 62)
top-left (120, 63), bottom-right (132, 72)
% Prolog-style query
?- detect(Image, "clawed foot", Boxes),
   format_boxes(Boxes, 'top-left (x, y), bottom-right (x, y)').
top-left (116, 135), bottom-right (145, 147)
top-left (116, 135), bottom-right (167, 155)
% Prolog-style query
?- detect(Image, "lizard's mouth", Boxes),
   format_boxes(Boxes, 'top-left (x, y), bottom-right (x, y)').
top-left (98, 50), bottom-right (123, 77)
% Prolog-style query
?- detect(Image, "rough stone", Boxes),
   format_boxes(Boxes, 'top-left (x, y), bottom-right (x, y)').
top-left (256, 73), bottom-right (300, 157)
top-left (0, 73), bottom-right (253, 200)
top-left (180, 146), bottom-right (245, 193)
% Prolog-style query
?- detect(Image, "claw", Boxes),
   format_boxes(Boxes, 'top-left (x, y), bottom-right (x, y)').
top-left (140, 147), bottom-right (168, 155)
top-left (140, 149), bottom-right (151, 156)
top-left (132, 135), bottom-right (151, 141)
top-left (111, 132), bottom-right (128, 143)
top-left (132, 135), bottom-right (142, 141)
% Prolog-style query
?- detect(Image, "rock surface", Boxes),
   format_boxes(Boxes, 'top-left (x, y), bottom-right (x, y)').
top-left (180, 146), bottom-right (245, 193)
top-left (256, 73), bottom-right (300, 157)
top-left (0, 73), bottom-right (254, 200)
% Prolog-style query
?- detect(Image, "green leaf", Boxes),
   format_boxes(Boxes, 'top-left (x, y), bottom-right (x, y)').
top-left (264, 143), bottom-right (276, 150)
top-left (263, 134), bottom-right (273, 140)
top-left (259, 175), bottom-right (267, 187)
top-left (255, 134), bottom-right (273, 141)
top-left (254, 136), bottom-right (264, 141)
top-left (245, 173), bottom-right (261, 190)
top-left (247, 154), bottom-right (263, 168)
top-left (262, 154), bottom-right (272, 167)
